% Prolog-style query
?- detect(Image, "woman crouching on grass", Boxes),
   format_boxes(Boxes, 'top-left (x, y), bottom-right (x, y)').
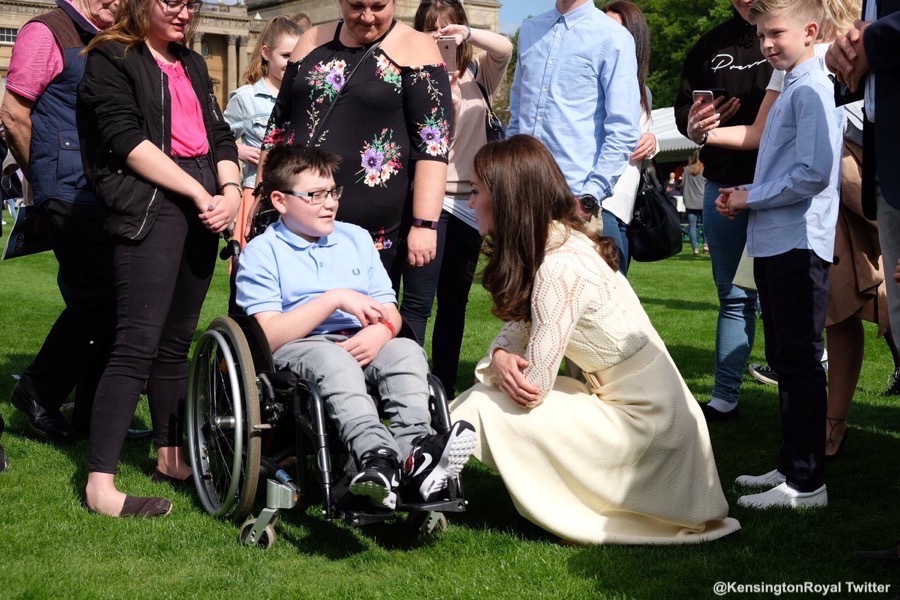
top-left (77, 0), bottom-right (240, 517)
top-left (449, 135), bottom-right (740, 544)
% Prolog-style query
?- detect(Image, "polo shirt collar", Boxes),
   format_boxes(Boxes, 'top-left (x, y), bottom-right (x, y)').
top-left (272, 220), bottom-right (336, 250)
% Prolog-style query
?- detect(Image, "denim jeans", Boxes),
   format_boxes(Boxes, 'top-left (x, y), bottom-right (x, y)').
top-left (601, 209), bottom-right (630, 276)
top-left (702, 179), bottom-right (757, 406)
top-left (274, 335), bottom-right (432, 463)
top-left (686, 209), bottom-right (702, 252)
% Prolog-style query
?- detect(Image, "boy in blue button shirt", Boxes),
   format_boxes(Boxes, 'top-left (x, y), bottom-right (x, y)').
top-left (715, 0), bottom-right (843, 509)
top-left (236, 145), bottom-right (475, 510)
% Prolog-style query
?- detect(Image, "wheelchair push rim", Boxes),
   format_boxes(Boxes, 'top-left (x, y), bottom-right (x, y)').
top-left (186, 316), bottom-right (261, 519)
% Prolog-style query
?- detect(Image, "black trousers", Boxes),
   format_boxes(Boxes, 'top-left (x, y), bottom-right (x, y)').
top-left (19, 200), bottom-right (115, 433)
top-left (396, 210), bottom-right (482, 397)
top-left (88, 157), bottom-right (218, 474)
top-left (754, 249), bottom-right (829, 492)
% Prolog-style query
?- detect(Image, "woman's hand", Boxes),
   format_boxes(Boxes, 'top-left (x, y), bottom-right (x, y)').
top-left (407, 226), bottom-right (437, 267)
top-left (630, 132), bottom-right (657, 162)
top-left (199, 187), bottom-right (242, 233)
top-left (435, 24), bottom-right (469, 46)
top-left (688, 97), bottom-right (741, 143)
top-left (491, 349), bottom-right (541, 408)
top-left (238, 144), bottom-right (260, 166)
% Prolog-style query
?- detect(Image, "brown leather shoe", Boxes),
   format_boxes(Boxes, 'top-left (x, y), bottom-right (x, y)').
top-left (150, 468), bottom-right (193, 489)
top-left (120, 496), bottom-right (173, 517)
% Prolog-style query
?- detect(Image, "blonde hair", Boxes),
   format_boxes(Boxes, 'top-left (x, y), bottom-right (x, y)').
top-left (243, 16), bottom-right (304, 85)
top-left (749, 0), bottom-right (825, 28)
top-left (821, 0), bottom-right (861, 40)
top-left (86, 0), bottom-right (201, 53)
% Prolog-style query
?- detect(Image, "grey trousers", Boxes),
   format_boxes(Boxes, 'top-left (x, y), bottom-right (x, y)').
top-left (273, 334), bottom-right (432, 464)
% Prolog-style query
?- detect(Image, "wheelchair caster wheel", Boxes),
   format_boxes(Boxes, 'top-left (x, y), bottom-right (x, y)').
top-left (239, 519), bottom-right (276, 549)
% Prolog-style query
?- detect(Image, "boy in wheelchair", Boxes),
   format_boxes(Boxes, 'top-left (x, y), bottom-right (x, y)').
top-left (235, 145), bottom-right (476, 511)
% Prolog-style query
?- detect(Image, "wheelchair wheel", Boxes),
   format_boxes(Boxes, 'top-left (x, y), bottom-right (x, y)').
top-left (239, 518), bottom-right (276, 549)
top-left (187, 317), bottom-right (261, 519)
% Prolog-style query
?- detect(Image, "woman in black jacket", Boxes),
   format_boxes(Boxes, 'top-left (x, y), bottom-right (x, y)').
top-left (77, 0), bottom-right (240, 517)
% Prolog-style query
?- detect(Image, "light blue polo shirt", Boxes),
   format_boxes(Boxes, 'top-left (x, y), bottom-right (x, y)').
top-left (236, 220), bottom-right (397, 334)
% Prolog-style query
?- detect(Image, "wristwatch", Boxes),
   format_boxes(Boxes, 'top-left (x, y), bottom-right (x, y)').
top-left (411, 218), bottom-right (440, 230)
top-left (577, 194), bottom-right (600, 217)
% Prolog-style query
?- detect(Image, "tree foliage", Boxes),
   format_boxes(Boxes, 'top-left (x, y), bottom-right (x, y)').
top-left (597, 0), bottom-right (735, 108)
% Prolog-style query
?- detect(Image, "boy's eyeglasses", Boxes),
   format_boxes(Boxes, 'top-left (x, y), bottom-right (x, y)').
top-left (158, 0), bottom-right (202, 14)
top-left (282, 187), bottom-right (343, 204)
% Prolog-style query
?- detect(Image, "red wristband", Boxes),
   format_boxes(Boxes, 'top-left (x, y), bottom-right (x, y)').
top-left (379, 319), bottom-right (396, 338)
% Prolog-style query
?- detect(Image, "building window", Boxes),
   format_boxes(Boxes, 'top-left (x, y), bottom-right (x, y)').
top-left (200, 43), bottom-right (210, 58)
top-left (0, 28), bottom-right (18, 44)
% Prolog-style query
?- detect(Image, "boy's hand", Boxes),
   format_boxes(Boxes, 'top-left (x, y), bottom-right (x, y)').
top-left (330, 289), bottom-right (387, 327)
top-left (491, 349), bottom-right (541, 408)
top-left (337, 323), bottom-right (392, 367)
top-left (715, 187), bottom-right (747, 220)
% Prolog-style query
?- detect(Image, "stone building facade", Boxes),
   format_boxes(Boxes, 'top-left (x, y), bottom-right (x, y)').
top-left (0, 0), bottom-right (501, 109)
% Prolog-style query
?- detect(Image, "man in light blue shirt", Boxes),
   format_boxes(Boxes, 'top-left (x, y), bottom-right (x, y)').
top-left (507, 0), bottom-right (641, 255)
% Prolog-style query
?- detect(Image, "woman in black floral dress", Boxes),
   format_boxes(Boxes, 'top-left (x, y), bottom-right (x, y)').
top-left (258, 0), bottom-right (451, 273)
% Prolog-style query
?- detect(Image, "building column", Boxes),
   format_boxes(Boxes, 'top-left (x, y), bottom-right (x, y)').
top-left (237, 36), bottom-right (250, 87)
top-left (192, 32), bottom-right (203, 55)
top-left (226, 34), bottom-right (237, 95)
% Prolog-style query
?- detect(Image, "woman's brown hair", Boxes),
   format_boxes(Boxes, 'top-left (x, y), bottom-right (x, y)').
top-left (474, 135), bottom-right (620, 323)
top-left (413, 0), bottom-right (473, 76)
top-left (86, 0), bottom-right (200, 53)
top-left (688, 149), bottom-right (703, 176)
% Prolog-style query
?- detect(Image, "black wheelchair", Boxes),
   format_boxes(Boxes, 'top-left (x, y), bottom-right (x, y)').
top-left (184, 241), bottom-right (466, 549)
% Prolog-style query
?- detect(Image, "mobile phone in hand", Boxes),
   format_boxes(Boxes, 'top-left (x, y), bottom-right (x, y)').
top-left (437, 36), bottom-right (458, 73)
top-left (692, 90), bottom-right (716, 108)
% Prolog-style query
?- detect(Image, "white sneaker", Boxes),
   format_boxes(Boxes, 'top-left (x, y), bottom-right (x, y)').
top-left (735, 468), bottom-right (786, 488)
top-left (737, 482), bottom-right (828, 509)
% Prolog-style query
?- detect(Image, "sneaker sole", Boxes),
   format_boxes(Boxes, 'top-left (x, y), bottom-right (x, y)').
top-left (419, 425), bottom-right (477, 501)
top-left (348, 479), bottom-right (397, 510)
top-left (747, 365), bottom-right (778, 386)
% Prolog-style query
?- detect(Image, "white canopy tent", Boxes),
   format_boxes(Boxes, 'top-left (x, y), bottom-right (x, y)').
top-left (648, 106), bottom-right (698, 162)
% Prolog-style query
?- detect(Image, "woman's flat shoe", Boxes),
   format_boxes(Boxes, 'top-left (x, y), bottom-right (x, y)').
top-left (85, 495), bottom-right (173, 518)
top-left (150, 468), bottom-right (193, 488)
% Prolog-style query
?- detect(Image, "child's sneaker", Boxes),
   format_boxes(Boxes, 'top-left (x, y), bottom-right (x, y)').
top-left (349, 448), bottom-right (400, 510)
top-left (403, 420), bottom-right (477, 502)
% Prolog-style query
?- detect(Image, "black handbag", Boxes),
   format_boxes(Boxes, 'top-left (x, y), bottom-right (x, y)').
top-left (627, 163), bottom-right (683, 262)
top-left (468, 63), bottom-right (505, 142)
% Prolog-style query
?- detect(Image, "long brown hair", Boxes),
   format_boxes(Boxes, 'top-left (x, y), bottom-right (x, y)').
top-left (603, 1), bottom-right (651, 115)
top-left (86, 0), bottom-right (200, 53)
top-left (475, 135), bottom-right (619, 323)
top-left (243, 16), bottom-right (304, 85)
top-left (413, 0), bottom-right (473, 76)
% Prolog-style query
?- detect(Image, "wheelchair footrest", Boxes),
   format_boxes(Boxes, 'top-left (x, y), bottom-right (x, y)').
top-left (396, 498), bottom-right (467, 514)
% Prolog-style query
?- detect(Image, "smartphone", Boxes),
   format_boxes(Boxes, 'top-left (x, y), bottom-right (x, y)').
top-left (437, 36), bottom-right (458, 73)
top-left (693, 88), bottom-right (728, 107)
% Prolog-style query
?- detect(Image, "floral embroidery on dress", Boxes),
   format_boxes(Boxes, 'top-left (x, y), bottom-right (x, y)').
top-left (261, 121), bottom-right (294, 150)
top-left (357, 128), bottom-right (402, 187)
top-left (307, 59), bottom-right (349, 103)
top-left (373, 227), bottom-right (393, 251)
top-left (375, 54), bottom-right (402, 94)
top-left (418, 107), bottom-right (450, 157)
top-left (409, 64), bottom-right (446, 104)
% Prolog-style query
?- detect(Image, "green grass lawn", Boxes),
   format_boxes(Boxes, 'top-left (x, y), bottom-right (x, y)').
top-left (1, 229), bottom-right (899, 599)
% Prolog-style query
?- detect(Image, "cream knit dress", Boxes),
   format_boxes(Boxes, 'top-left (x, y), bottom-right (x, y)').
top-left (450, 224), bottom-right (741, 545)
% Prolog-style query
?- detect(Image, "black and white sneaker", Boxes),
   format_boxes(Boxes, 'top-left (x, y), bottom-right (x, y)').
top-left (403, 421), bottom-right (477, 502)
top-left (748, 363), bottom-right (778, 386)
top-left (883, 367), bottom-right (900, 396)
top-left (349, 448), bottom-right (400, 510)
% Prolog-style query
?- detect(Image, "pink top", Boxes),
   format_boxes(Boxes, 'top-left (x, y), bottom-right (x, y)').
top-left (156, 59), bottom-right (209, 158)
top-left (5, 0), bottom-right (99, 101)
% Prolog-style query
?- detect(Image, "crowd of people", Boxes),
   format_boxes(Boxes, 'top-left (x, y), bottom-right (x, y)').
top-left (0, 0), bottom-right (898, 557)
